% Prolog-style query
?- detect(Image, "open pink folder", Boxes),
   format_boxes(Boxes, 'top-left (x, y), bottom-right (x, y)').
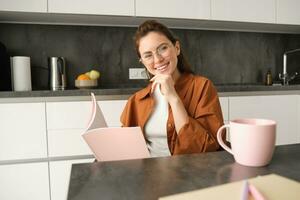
top-left (82, 93), bottom-right (150, 161)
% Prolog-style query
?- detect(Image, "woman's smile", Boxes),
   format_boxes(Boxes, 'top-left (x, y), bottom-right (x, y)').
top-left (155, 62), bottom-right (170, 73)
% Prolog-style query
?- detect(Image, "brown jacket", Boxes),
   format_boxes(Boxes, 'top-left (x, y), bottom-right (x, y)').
top-left (120, 73), bottom-right (224, 155)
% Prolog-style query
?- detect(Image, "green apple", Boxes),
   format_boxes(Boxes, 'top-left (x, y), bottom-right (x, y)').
top-left (89, 70), bottom-right (100, 80)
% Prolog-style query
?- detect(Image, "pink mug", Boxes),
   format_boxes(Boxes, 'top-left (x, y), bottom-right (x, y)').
top-left (217, 118), bottom-right (276, 167)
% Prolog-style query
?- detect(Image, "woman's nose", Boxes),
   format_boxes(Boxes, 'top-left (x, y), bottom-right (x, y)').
top-left (153, 53), bottom-right (163, 63)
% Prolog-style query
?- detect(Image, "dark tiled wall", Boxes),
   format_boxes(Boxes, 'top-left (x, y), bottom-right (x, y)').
top-left (0, 23), bottom-right (299, 90)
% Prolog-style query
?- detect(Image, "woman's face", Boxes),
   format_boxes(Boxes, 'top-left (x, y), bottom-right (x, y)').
top-left (138, 32), bottom-right (180, 77)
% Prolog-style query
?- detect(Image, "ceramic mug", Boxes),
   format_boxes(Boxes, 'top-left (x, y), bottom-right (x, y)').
top-left (217, 118), bottom-right (276, 167)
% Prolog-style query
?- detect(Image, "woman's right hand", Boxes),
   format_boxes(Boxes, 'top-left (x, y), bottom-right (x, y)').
top-left (150, 74), bottom-right (178, 103)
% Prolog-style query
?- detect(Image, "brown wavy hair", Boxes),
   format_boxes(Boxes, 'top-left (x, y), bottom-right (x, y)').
top-left (134, 20), bottom-right (193, 75)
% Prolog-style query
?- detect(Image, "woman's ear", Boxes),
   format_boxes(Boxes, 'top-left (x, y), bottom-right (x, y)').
top-left (175, 41), bottom-right (180, 56)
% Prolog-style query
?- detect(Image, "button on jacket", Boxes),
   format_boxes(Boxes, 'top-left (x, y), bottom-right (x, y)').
top-left (120, 73), bottom-right (224, 155)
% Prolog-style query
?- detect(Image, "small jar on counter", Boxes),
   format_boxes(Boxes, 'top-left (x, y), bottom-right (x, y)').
top-left (265, 69), bottom-right (273, 86)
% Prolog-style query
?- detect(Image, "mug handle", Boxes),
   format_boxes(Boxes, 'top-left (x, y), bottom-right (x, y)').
top-left (217, 124), bottom-right (233, 155)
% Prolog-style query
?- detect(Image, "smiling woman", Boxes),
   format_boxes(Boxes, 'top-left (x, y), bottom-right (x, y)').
top-left (120, 20), bottom-right (225, 157)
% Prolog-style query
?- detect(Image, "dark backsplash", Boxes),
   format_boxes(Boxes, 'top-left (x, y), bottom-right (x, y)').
top-left (0, 23), bottom-right (299, 90)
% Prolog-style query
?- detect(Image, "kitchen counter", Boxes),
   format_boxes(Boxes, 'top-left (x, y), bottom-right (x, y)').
top-left (67, 144), bottom-right (300, 200)
top-left (0, 84), bottom-right (300, 102)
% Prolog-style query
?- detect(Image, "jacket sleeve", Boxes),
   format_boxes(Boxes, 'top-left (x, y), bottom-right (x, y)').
top-left (173, 79), bottom-right (224, 154)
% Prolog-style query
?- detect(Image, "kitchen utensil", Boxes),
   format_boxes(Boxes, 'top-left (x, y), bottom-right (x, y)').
top-left (48, 57), bottom-right (67, 91)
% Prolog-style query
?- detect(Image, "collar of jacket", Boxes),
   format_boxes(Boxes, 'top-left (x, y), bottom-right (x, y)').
top-left (135, 73), bottom-right (194, 100)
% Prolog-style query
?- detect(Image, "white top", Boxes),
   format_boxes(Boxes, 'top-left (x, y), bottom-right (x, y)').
top-left (144, 86), bottom-right (171, 157)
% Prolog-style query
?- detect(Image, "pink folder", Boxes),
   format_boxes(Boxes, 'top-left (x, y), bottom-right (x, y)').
top-left (82, 93), bottom-right (150, 161)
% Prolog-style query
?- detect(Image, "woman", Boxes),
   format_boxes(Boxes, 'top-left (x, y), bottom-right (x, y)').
top-left (121, 20), bottom-right (224, 157)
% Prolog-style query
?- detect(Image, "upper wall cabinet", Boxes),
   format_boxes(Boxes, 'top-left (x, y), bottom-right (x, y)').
top-left (277, 0), bottom-right (300, 25)
top-left (48, 0), bottom-right (134, 16)
top-left (0, 0), bottom-right (47, 12)
top-left (135, 0), bottom-right (210, 20)
top-left (211, 0), bottom-right (276, 23)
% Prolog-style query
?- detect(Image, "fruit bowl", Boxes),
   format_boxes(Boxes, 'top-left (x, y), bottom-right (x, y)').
top-left (75, 79), bottom-right (98, 89)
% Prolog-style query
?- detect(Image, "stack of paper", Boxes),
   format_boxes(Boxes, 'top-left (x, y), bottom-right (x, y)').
top-left (159, 174), bottom-right (300, 200)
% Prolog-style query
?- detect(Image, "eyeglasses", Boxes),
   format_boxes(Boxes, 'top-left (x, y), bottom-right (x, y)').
top-left (140, 43), bottom-right (172, 64)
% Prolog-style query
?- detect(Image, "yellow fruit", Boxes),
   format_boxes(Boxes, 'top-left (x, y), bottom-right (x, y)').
top-left (89, 70), bottom-right (100, 80)
top-left (77, 74), bottom-right (91, 80)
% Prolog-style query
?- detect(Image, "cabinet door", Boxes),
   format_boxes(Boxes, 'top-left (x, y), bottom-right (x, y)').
top-left (49, 159), bottom-right (93, 200)
top-left (229, 95), bottom-right (298, 145)
top-left (211, 0), bottom-right (275, 23)
top-left (46, 100), bottom-right (127, 130)
top-left (277, 0), bottom-right (300, 25)
top-left (219, 97), bottom-right (229, 122)
top-left (0, 162), bottom-right (50, 200)
top-left (136, 0), bottom-right (210, 19)
top-left (0, 103), bottom-right (47, 161)
top-left (97, 100), bottom-right (127, 127)
top-left (48, 129), bottom-right (92, 157)
top-left (0, 0), bottom-right (47, 12)
top-left (48, 0), bottom-right (134, 16)
top-left (298, 95), bottom-right (300, 143)
top-left (46, 101), bottom-right (91, 130)
top-left (46, 100), bottom-right (127, 157)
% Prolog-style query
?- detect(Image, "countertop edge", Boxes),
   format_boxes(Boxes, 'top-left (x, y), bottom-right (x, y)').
top-left (0, 89), bottom-right (299, 103)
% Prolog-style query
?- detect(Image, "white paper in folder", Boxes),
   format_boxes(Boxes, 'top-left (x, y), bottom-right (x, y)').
top-left (82, 93), bottom-right (150, 162)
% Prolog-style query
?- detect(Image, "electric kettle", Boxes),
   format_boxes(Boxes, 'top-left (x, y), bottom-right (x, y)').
top-left (48, 57), bottom-right (67, 91)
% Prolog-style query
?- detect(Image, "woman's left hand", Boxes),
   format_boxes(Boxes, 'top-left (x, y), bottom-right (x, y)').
top-left (150, 74), bottom-right (178, 102)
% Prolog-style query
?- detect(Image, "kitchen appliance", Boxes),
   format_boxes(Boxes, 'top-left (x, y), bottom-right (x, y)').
top-left (0, 42), bottom-right (12, 91)
top-left (11, 56), bottom-right (32, 91)
top-left (48, 57), bottom-right (67, 91)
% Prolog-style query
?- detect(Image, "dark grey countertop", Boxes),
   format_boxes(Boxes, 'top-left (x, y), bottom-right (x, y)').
top-left (67, 144), bottom-right (300, 200)
top-left (0, 84), bottom-right (300, 99)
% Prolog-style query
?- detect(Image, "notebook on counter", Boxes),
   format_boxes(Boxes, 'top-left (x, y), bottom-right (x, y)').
top-left (82, 93), bottom-right (150, 161)
top-left (159, 174), bottom-right (300, 200)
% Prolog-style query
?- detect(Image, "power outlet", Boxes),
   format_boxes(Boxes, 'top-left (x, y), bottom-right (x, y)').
top-left (129, 68), bottom-right (148, 79)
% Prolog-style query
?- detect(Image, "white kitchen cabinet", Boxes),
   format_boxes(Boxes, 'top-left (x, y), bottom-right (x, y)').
top-left (298, 96), bottom-right (300, 143)
top-left (46, 101), bottom-right (92, 130)
top-left (277, 0), bottom-right (300, 25)
top-left (136, 0), bottom-right (210, 20)
top-left (46, 100), bottom-right (126, 130)
top-left (219, 97), bottom-right (229, 141)
top-left (219, 97), bottom-right (229, 122)
top-left (0, 0), bottom-right (47, 12)
top-left (48, 0), bottom-right (134, 16)
top-left (46, 100), bottom-right (127, 157)
top-left (211, 0), bottom-right (276, 23)
top-left (0, 162), bottom-right (50, 200)
top-left (97, 100), bottom-right (127, 127)
top-left (0, 102), bottom-right (47, 161)
top-left (229, 95), bottom-right (298, 145)
top-left (48, 129), bottom-right (92, 157)
top-left (49, 159), bottom-right (93, 200)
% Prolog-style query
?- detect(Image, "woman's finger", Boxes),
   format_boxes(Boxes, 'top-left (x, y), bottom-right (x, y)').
top-left (151, 81), bottom-right (158, 94)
